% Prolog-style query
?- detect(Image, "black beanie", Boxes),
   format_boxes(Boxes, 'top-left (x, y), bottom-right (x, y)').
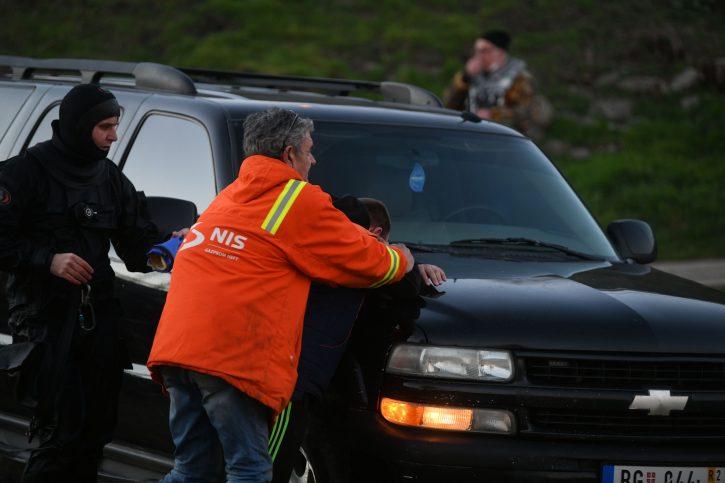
top-left (480, 30), bottom-right (511, 51)
top-left (56, 84), bottom-right (121, 162)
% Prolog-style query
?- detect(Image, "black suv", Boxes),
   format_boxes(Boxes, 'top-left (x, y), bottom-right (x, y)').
top-left (1, 57), bottom-right (724, 483)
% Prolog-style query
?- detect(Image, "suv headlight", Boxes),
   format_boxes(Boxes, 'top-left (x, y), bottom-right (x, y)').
top-left (386, 344), bottom-right (514, 382)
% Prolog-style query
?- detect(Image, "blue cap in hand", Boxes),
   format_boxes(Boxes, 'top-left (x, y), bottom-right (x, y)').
top-left (147, 236), bottom-right (184, 272)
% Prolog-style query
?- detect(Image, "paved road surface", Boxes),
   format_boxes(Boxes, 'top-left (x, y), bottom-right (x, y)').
top-left (654, 259), bottom-right (725, 288)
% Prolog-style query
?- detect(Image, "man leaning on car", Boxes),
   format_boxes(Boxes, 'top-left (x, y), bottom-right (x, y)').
top-left (147, 107), bottom-right (414, 483)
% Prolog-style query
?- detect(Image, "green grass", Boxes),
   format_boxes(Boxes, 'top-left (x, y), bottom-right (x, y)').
top-left (1, 0), bottom-right (724, 259)
top-left (556, 91), bottom-right (725, 259)
top-left (4, 0), bottom-right (721, 94)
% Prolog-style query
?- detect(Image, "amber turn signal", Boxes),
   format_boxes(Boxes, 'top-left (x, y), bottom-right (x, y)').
top-left (380, 397), bottom-right (472, 431)
top-left (380, 397), bottom-right (514, 434)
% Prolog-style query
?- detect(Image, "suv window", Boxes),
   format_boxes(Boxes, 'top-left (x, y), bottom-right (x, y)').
top-left (309, 122), bottom-right (618, 260)
top-left (0, 85), bottom-right (34, 144)
top-left (122, 114), bottom-right (216, 212)
top-left (26, 104), bottom-right (59, 147)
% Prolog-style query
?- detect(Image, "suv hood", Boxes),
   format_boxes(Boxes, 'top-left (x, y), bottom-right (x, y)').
top-left (413, 254), bottom-right (725, 354)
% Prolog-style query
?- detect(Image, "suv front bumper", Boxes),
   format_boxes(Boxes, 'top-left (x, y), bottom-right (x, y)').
top-left (346, 408), bottom-right (725, 482)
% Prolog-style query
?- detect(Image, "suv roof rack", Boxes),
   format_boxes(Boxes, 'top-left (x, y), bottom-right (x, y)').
top-left (0, 56), bottom-right (443, 108)
top-left (181, 67), bottom-right (443, 108)
top-left (0, 56), bottom-right (197, 96)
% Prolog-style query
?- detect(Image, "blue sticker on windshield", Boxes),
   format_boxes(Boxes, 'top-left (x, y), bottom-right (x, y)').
top-left (409, 162), bottom-right (426, 193)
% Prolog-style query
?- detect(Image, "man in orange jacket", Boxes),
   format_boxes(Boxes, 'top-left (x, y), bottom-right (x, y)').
top-left (147, 107), bottom-right (414, 482)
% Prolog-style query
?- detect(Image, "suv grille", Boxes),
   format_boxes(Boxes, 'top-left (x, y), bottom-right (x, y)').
top-left (529, 408), bottom-right (725, 438)
top-left (525, 357), bottom-right (725, 390)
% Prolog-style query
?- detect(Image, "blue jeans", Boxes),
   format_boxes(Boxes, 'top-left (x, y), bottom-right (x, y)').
top-left (159, 366), bottom-right (272, 483)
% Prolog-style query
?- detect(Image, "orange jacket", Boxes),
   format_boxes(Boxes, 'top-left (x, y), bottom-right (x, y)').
top-left (147, 155), bottom-right (407, 414)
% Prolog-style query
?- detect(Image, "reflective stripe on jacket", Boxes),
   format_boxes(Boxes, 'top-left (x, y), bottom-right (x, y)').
top-left (147, 155), bottom-right (407, 414)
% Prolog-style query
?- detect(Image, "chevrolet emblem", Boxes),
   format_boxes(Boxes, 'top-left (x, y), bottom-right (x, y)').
top-left (629, 389), bottom-right (688, 416)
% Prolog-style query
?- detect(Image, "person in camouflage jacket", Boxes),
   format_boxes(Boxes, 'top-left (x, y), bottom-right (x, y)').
top-left (444, 30), bottom-right (551, 138)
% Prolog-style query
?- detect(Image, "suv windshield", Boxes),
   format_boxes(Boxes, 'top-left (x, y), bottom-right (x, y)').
top-left (308, 122), bottom-right (618, 261)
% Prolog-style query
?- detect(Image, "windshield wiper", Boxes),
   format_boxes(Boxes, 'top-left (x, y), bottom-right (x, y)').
top-left (449, 237), bottom-right (605, 261)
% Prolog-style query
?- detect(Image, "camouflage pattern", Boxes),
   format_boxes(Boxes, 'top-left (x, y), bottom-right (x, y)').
top-left (444, 58), bottom-right (552, 138)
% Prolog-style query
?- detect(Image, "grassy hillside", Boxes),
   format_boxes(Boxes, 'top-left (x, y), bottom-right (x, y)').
top-left (2, 0), bottom-right (724, 259)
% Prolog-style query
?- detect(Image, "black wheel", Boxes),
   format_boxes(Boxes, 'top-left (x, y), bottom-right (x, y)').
top-left (295, 413), bottom-right (351, 483)
top-left (288, 446), bottom-right (318, 483)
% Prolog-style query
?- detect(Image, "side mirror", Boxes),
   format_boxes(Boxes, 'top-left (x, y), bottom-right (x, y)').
top-left (606, 219), bottom-right (657, 264)
top-left (145, 195), bottom-right (198, 240)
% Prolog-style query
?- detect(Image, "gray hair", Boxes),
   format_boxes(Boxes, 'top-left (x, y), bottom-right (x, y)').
top-left (243, 107), bottom-right (314, 158)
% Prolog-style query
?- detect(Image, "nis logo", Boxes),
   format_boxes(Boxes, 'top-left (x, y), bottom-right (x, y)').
top-left (181, 223), bottom-right (247, 252)
top-left (210, 227), bottom-right (247, 250)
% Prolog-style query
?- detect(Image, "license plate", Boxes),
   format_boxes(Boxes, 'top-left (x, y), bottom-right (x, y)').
top-left (602, 466), bottom-right (723, 483)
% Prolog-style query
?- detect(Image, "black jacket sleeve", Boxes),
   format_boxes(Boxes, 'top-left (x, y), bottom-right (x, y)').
top-left (110, 168), bottom-right (162, 273)
top-left (0, 156), bottom-right (55, 273)
top-left (376, 263), bottom-right (424, 299)
top-left (361, 264), bottom-right (425, 325)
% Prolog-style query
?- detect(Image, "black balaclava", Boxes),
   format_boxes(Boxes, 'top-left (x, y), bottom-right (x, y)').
top-left (53, 84), bottom-right (121, 163)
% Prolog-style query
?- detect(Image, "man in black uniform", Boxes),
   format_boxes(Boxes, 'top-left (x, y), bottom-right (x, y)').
top-left (0, 84), bottom-right (163, 482)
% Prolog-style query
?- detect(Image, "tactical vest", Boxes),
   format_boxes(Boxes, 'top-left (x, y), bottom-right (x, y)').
top-left (6, 151), bottom-right (122, 323)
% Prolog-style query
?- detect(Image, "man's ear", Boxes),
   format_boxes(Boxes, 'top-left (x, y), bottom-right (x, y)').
top-left (370, 226), bottom-right (383, 237)
top-left (282, 145), bottom-right (294, 165)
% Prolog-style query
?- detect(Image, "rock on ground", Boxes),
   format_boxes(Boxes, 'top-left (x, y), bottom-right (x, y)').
top-left (544, 139), bottom-right (570, 157)
top-left (617, 76), bottom-right (667, 94)
top-left (670, 67), bottom-right (701, 92)
top-left (680, 95), bottom-right (700, 110)
top-left (594, 71), bottom-right (620, 87)
top-left (569, 147), bottom-right (591, 160)
top-left (591, 98), bottom-right (632, 122)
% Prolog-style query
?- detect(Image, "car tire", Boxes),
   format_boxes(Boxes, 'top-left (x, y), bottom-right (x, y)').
top-left (287, 444), bottom-right (318, 483)
top-left (295, 415), bottom-right (350, 483)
